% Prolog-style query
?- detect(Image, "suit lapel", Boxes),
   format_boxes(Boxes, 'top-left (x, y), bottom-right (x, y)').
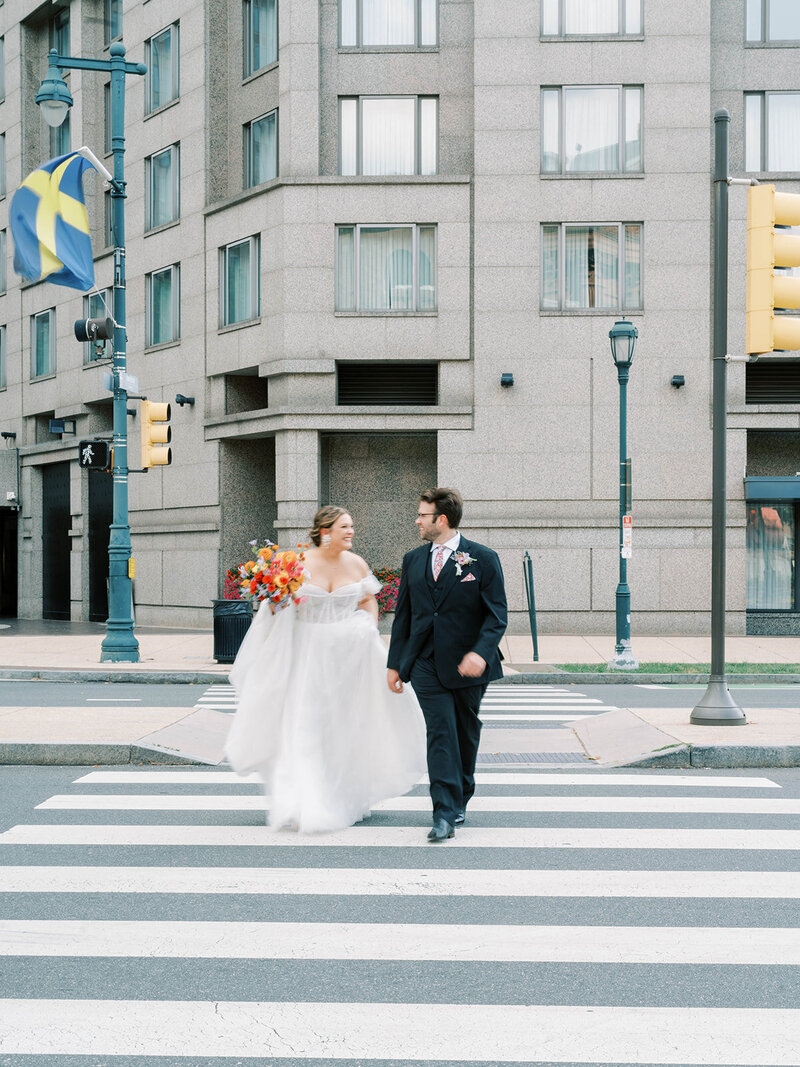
top-left (433, 538), bottom-right (468, 606)
top-left (416, 545), bottom-right (436, 606)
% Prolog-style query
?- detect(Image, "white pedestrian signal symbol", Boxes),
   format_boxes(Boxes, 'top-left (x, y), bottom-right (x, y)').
top-left (81, 443), bottom-right (95, 466)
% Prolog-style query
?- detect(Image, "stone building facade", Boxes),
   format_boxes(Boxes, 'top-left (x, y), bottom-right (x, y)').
top-left (0, 0), bottom-right (799, 635)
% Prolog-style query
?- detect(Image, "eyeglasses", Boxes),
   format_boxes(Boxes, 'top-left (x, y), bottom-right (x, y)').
top-left (417, 511), bottom-right (437, 519)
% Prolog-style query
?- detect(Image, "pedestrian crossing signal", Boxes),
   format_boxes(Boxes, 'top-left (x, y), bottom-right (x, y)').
top-left (140, 400), bottom-right (172, 469)
top-left (78, 439), bottom-right (112, 470)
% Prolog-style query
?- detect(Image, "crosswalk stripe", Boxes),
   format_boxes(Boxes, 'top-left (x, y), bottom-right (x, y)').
top-left (481, 713), bottom-right (590, 720)
top-left (0, 1000), bottom-right (797, 1062)
top-left (34, 793), bottom-right (800, 815)
top-left (2, 919), bottom-right (798, 964)
top-left (71, 770), bottom-right (781, 788)
top-left (3, 865), bottom-right (797, 898)
top-left (5, 824), bottom-right (800, 849)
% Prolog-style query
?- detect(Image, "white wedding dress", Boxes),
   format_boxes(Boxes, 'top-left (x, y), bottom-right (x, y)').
top-left (225, 573), bottom-right (427, 832)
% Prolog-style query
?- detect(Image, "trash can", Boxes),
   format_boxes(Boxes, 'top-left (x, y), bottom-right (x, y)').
top-left (212, 599), bottom-right (252, 663)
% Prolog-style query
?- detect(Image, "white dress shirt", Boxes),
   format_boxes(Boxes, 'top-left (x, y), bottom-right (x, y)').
top-left (430, 531), bottom-right (461, 578)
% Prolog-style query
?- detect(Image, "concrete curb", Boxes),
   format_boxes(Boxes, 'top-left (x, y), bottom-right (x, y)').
top-left (619, 744), bottom-right (800, 768)
top-left (0, 669), bottom-right (229, 684)
top-left (0, 741), bottom-right (222, 766)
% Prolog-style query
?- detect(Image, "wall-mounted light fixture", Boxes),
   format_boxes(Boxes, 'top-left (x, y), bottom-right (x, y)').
top-left (175, 394), bottom-right (195, 407)
top-left (500, 373), bottom-right (514, 388)
top-left (1, 431), bottom-right (17, 441)
top-left (671, 375), bottom-right (686, 389)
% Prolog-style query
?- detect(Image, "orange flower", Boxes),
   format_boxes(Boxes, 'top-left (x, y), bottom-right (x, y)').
top-left (283, 551), bottom-right (297, 565)
top-left (277, 574), bottom-right (289, 587)
top-left (258, 547), bottom-right (273, 561)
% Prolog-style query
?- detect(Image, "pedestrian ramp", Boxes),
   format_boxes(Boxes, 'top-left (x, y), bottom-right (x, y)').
top-left (0, 765), bottom-right (798, 1063)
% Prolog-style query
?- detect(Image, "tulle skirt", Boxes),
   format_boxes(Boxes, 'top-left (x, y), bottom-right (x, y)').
top-left (225, 603), bottom-right (427, 832)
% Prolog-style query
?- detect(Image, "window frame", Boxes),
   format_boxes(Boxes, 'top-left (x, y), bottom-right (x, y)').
top-left (540, 221), bottom-right (643, 314)
top-left (338, 95), bottom-right (438, 176)
top-left (335, 223), bottom-right (438, 313)
top-left (0, 37), bottom-right (6, 103)
top-left (540, 0), bottom-right (642, 38)
top-left (145, 144), bottom-right (181, 231)
top-left (339, 0), bottom-right (439, 49)
top-left (104, 0), bottom-right (123, 46)
top-left (83, 289), bottom-right (113, 363)
top-left (745, 500), bottom-right (800, 612)
top-left (146, 264), bottom-right (181, 348)
top-left (30, 308), bottom-right (56, 380)
top-left (145, 23), bottom-right (180, 115)
top-left (243, 0), bottom-right (278, 78)
top-left (49, 111), bottom-right (70, 158)
top-left (744, 91), bottom-right (800, 173)
top-left (746, 0), bottom-right (800, 44)
top-left (541, 84), bottom-right (643, 175)
top-left (0, 229), bottom-right (6, 295)
top-left (49, 7), bottom-right (69, 54)
top-left (104, 190), bottom-right (114, 248)
top-left (0, 325), bottom-right (6, 391)
top-left (219, 236), bottom-right (261, 328)
top-left (244, 109), bottom-right (279, 188)
top-left (0, 133), bottom-right (6, 199)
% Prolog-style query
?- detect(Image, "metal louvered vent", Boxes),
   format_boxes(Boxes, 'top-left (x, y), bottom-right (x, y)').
top-left (336, 362), bottom-right (438, 405)
top-left (746, 361), bottom-right (800, 404)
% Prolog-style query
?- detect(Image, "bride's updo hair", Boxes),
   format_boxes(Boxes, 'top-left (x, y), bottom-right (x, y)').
top-left (310, 505), bottom-right (348, 546)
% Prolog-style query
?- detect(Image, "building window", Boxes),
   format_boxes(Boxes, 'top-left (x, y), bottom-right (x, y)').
top-left (104, 190), bottom-right (114, 247)
top-left (336, 224), bottom-right (436, 311)
top-left (541, 222), bottom-right (642, 312)
top-left (31, 309), bottom-right (56, 379)
top-left (339, 96), bottom-right (437, 175)
top-left (0, 229), bottom-right (7, 295)
top-left (541, 0), bottom-right (641, 36)
top-left (0, 37), bottom-right (5, 102)
top-left (104, 84), bottom-right (112, 154)
top-left (745, 92), bottom-right (800, 172)
top-left (105, 0), bottom-right (122, 45)
top-left (747, 503), bottom-right (797, 610)
top-left (146, 25), bottom-right (180, 113)
top-left (83, 289), bottom-right (113, 363)
top-left (244, 0), bottom-right (278, 76)
top-left (541, 86), bottom-right (642, 174)
top-left (0, 134), bottom-right (6, 198)
top-left (747, 0), bottom-right (800, 42)
top-left (50, 112), bottom-right (70, 157)
top-left (0, 325), bottom-right (6, 390)
top-left (220, 236), bottom-right (260, 326)
top-left (146, 265), bottom-right (180, 347)
top-left (49, 8), bottom-right (69, 54)
top-left (146, 145), bottom-right (180, 230)
top-left (244, 110), bottom-right (278, 187)
top-left (340, 0), bottom-right (437, 47)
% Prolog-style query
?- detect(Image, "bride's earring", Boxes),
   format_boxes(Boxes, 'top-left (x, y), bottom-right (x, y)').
top-left (321, 533), bottom-right (332, 547)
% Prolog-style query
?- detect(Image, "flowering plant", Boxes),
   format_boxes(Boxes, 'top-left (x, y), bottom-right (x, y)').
top-left (374, 567), bottom-right (401, 617)
top-left (222, 568), bottom-right (242, 600)
top-left (235, 539), bottom-right (309, 610)
top-left (453, 551), bottom-right (477, 576)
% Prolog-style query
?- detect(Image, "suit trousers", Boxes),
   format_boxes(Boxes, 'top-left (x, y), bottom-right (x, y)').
top-left (410, 655), bottom-right (486, 824)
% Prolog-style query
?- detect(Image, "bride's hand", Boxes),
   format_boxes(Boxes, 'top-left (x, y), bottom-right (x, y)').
top-left (387, 669), bottom-right (403, 694)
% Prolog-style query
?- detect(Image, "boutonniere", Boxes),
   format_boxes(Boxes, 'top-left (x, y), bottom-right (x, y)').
top-left (453, 551), bottom-right (477, 576)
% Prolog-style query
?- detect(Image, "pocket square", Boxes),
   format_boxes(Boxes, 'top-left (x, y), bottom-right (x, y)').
top-left (460, 573), bottom-right (477, 583)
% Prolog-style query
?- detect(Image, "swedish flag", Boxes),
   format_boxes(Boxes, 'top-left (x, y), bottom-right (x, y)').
top-left (10, 152), bottom-right (97, 291)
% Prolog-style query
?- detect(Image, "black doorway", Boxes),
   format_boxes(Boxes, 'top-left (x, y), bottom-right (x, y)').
top-left (89, 469), bottom-right (113, 621)
top-left (42, 462), bottom-right (71, 620)
top-left (0, 509), bottom-right (17, 617)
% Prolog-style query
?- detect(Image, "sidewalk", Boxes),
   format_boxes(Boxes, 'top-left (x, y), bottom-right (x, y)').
top-left (1, 619), bottom-right (799, 768)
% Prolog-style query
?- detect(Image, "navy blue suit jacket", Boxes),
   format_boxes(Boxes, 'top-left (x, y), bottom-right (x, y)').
top-left (387, 536), bottom-right (508, 689)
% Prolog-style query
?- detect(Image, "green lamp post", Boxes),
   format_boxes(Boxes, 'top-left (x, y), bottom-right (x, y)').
top-left (36, 45), bottom-right (146, 662)
top-left (608, 317), bottom-right (638, 671)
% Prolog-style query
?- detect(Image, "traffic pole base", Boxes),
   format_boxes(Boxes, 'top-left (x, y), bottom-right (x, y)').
top-left (690, 679), bottom-right (746, 725)
top-left (608, 642), bottom-right (638, 671)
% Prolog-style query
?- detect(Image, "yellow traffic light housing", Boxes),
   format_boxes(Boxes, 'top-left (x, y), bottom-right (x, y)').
top-left (140, 400), bottom-right (172, 468)
top-left (746, 184), bottom-right (800, 353)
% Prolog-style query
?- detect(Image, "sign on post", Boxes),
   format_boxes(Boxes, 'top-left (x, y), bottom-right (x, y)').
top-left (622, 513), bottom-right (632, 559)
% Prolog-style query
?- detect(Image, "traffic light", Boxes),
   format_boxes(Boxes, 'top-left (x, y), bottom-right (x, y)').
top-left (746, 184), bottom-right (800, 353)
top-left (140, 400), bottom-right (172, 469)
top-left (78, 439), bottom-right (112, 470)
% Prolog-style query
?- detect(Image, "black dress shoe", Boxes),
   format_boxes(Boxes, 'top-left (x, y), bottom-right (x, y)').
top-left (427, 819), bottom-right (455, 842)
top-left (454, 811), bottom-right (465, 825)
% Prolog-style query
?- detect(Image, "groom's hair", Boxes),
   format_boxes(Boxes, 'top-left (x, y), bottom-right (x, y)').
top-left (420, 487), bottom-right (463, 530)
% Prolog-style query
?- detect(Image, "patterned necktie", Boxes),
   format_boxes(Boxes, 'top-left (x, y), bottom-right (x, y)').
top-left (432, 546), bottom-right (446, 581)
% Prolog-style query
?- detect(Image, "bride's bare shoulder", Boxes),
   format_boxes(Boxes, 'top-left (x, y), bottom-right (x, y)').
top-left (345, 551), bottom-right (370, 577)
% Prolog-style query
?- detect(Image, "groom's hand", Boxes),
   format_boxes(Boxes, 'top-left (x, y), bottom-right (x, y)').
top-left (387, 669), bottom-right (404, 694)
top-left (458, 652), bottom-right (486, 678)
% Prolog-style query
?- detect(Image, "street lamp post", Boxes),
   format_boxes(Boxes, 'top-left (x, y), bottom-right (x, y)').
top-left (36, 45), bottom-right (146, 662)
top-left (608, 318), bottom-right (638, 671)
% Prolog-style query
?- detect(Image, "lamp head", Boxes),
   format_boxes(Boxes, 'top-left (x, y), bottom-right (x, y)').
top-left (609, 317), bottom-right (638, 368)
top-left (35, 51), bottom-right (73, 128)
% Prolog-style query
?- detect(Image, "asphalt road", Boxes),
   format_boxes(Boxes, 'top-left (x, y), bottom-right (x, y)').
top-left (0, 763), bottom-right (799, 1065)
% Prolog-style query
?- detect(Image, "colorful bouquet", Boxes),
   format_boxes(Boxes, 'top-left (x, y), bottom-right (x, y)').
top-left (235, 539), bottom-right (308, 610)
top-left (374, 567), bottom-right (401, 617)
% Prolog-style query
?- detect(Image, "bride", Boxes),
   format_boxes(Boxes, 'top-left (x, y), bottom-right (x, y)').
top-left (225, 505), bottom-right (427, 832)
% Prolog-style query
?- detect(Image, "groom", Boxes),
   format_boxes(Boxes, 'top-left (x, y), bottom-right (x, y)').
top-left (387, 488), bottom-right (508, 841)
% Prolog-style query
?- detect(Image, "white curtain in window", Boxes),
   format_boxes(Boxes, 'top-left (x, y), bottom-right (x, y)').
top-left (768, 94), bottom-right (800, 171)
top-left (359, 227), bottom-right (413, 309)
top-left (340, 0), bottom-right (357, 44)
top-left (251, 0), bottom-right (277, 69)
top-left (541, 90), bottom-right (560, 172)
top-left (336, 227), bottom-right (355, 310)
top-left (746, 504), bottom-right (795, 609)
top-left (362, 98), bottom-right (415, 175)
top-left (251, 112), bottom-right (277, 184)
top-left (564, 227), bottom-right (590, 308)
top-left (541, 0), bottom-right (559, 35)
top-left (769, 0), bottom-right (800, 40)
top-left (564, 88), bottom-right (619, 172)
top-left (624, 88), bottom-right (641, 171)
top-left (623, 225), bottom-right (641, 309)
top-left (624, 0), bottom-right (641, 34)
top-left (420, 0), bottom-right (437, 44)
top-left (150, 31), bottom-right (172, 111)
top-left (564, 0), bottom-right (617, 34)
top-left (34, 315), bottom-right (51, 377)
top-left (151, 270), bottom-right (173, 345)
top-left (541, 226), bottom-right (560, 309)
top-left (418, 226), bottom-right (436, 309)
top-left (0, 232), bottom-right (6, 296)
top-left (419, 97), bottom-right (437, 175)
top-left (593, 226), bottom-right (619, 307)
top-left (362, 0), bottom-right (414, 45)
top-left (745, 94), bottom-right (763, 171)
top-left (151, 150), bottom-right (175, 227)
top-left (0, 328), bottom-right (5, 390)
top-left (227, 242), bottom-right (252, 323)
